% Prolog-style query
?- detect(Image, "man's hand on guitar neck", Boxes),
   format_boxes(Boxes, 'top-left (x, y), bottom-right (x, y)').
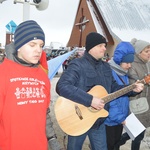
top-left (91, 97), bottom-right (105, 110)
top-left (133, 80), bottom-right (144, 93)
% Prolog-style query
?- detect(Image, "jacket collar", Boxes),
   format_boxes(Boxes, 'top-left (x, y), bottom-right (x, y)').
top-left (5, 42), bottom-right (39, 67)
top-left (84, 51), bottom-right (103, 67)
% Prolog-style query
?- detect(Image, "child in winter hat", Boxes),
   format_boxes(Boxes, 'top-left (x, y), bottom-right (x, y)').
top-left (113, 41), bottom-right (135, 65)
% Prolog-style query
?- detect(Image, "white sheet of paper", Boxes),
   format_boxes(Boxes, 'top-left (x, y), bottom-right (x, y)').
top-left (123, 113), bottom-right (146, 140)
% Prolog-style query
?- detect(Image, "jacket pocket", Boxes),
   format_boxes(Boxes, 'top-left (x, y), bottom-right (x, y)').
top-left (85, 71), bottom-right (97, 87)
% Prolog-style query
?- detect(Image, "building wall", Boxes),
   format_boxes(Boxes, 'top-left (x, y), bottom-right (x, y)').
top-left (67, 0), bottom-right (97, 48)
top-left (67, 0), bottom-right (120, 57)
top-left (6, 33), bottom-right (13, 45)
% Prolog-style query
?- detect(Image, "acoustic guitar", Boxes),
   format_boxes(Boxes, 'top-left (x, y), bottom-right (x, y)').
top-left (54, 75), bottom-right (150, 136)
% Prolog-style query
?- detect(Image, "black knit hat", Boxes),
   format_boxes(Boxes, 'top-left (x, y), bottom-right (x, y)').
top-left (14, 20), bottom-right (45, 51)
top-left (85, 32), bottom-right (107, 52)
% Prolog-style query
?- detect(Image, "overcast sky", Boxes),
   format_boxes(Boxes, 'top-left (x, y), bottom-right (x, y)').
top-left (0, 0), bottom-right (79, 47)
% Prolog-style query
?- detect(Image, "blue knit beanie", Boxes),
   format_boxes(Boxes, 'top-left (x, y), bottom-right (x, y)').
top-left (121, 53), bottom-right (134, 63)
top-left (14, 20), bottom-right (45, 51)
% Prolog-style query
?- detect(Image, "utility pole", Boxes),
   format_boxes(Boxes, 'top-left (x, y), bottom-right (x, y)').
top-left (14, 0), bottom-right (49, 21)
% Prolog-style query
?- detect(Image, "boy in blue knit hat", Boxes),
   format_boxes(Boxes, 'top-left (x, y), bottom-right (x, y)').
top-left (0, 20), bottom-right (62, 150)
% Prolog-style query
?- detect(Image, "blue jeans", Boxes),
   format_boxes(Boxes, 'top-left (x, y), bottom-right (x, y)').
top-left (67, 123), bottom-right (107, 150)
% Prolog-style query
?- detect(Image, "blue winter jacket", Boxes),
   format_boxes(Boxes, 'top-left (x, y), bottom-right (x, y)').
top-left (56, 51), bottom-right (134, 128)
top-left (104, 41), bottom-right (135, 126)
top-left (104, 70), bottom-right (130, 126)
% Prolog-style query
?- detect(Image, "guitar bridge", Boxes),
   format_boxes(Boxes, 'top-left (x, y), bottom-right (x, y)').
top-left (75, 104), bottom-right (83, 120)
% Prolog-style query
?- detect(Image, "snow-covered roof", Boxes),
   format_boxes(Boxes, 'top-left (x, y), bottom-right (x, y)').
top-left (94, 0), bottom-right (150, 42)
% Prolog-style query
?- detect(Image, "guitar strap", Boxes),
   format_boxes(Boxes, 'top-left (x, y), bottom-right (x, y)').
top-left (117, 75), bottom-right (126, 85)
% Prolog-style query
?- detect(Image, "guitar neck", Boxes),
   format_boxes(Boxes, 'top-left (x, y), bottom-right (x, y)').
top-left (102, 79), bottom-right (145, 103)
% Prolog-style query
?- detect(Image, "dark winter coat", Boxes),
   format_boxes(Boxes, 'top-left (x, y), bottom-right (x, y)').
top-left (56, 51), bottom-right (134, 128)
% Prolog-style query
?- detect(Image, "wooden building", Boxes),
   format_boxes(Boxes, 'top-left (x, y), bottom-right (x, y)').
top-left (67, 0), bottom-right (150, 56)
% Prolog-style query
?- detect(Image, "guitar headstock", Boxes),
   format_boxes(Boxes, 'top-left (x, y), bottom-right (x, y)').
top-left (144, 74), bottom-right (150, 85)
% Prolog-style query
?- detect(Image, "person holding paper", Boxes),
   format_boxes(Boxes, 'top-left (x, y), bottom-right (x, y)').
top-left (104, 41), bottom-right (141, 150)
top-left (116, 39), bottom-right (150, 150)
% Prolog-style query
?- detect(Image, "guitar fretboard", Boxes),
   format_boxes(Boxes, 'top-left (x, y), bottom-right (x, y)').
top-left (102, 79), bottom-right (145, 103)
